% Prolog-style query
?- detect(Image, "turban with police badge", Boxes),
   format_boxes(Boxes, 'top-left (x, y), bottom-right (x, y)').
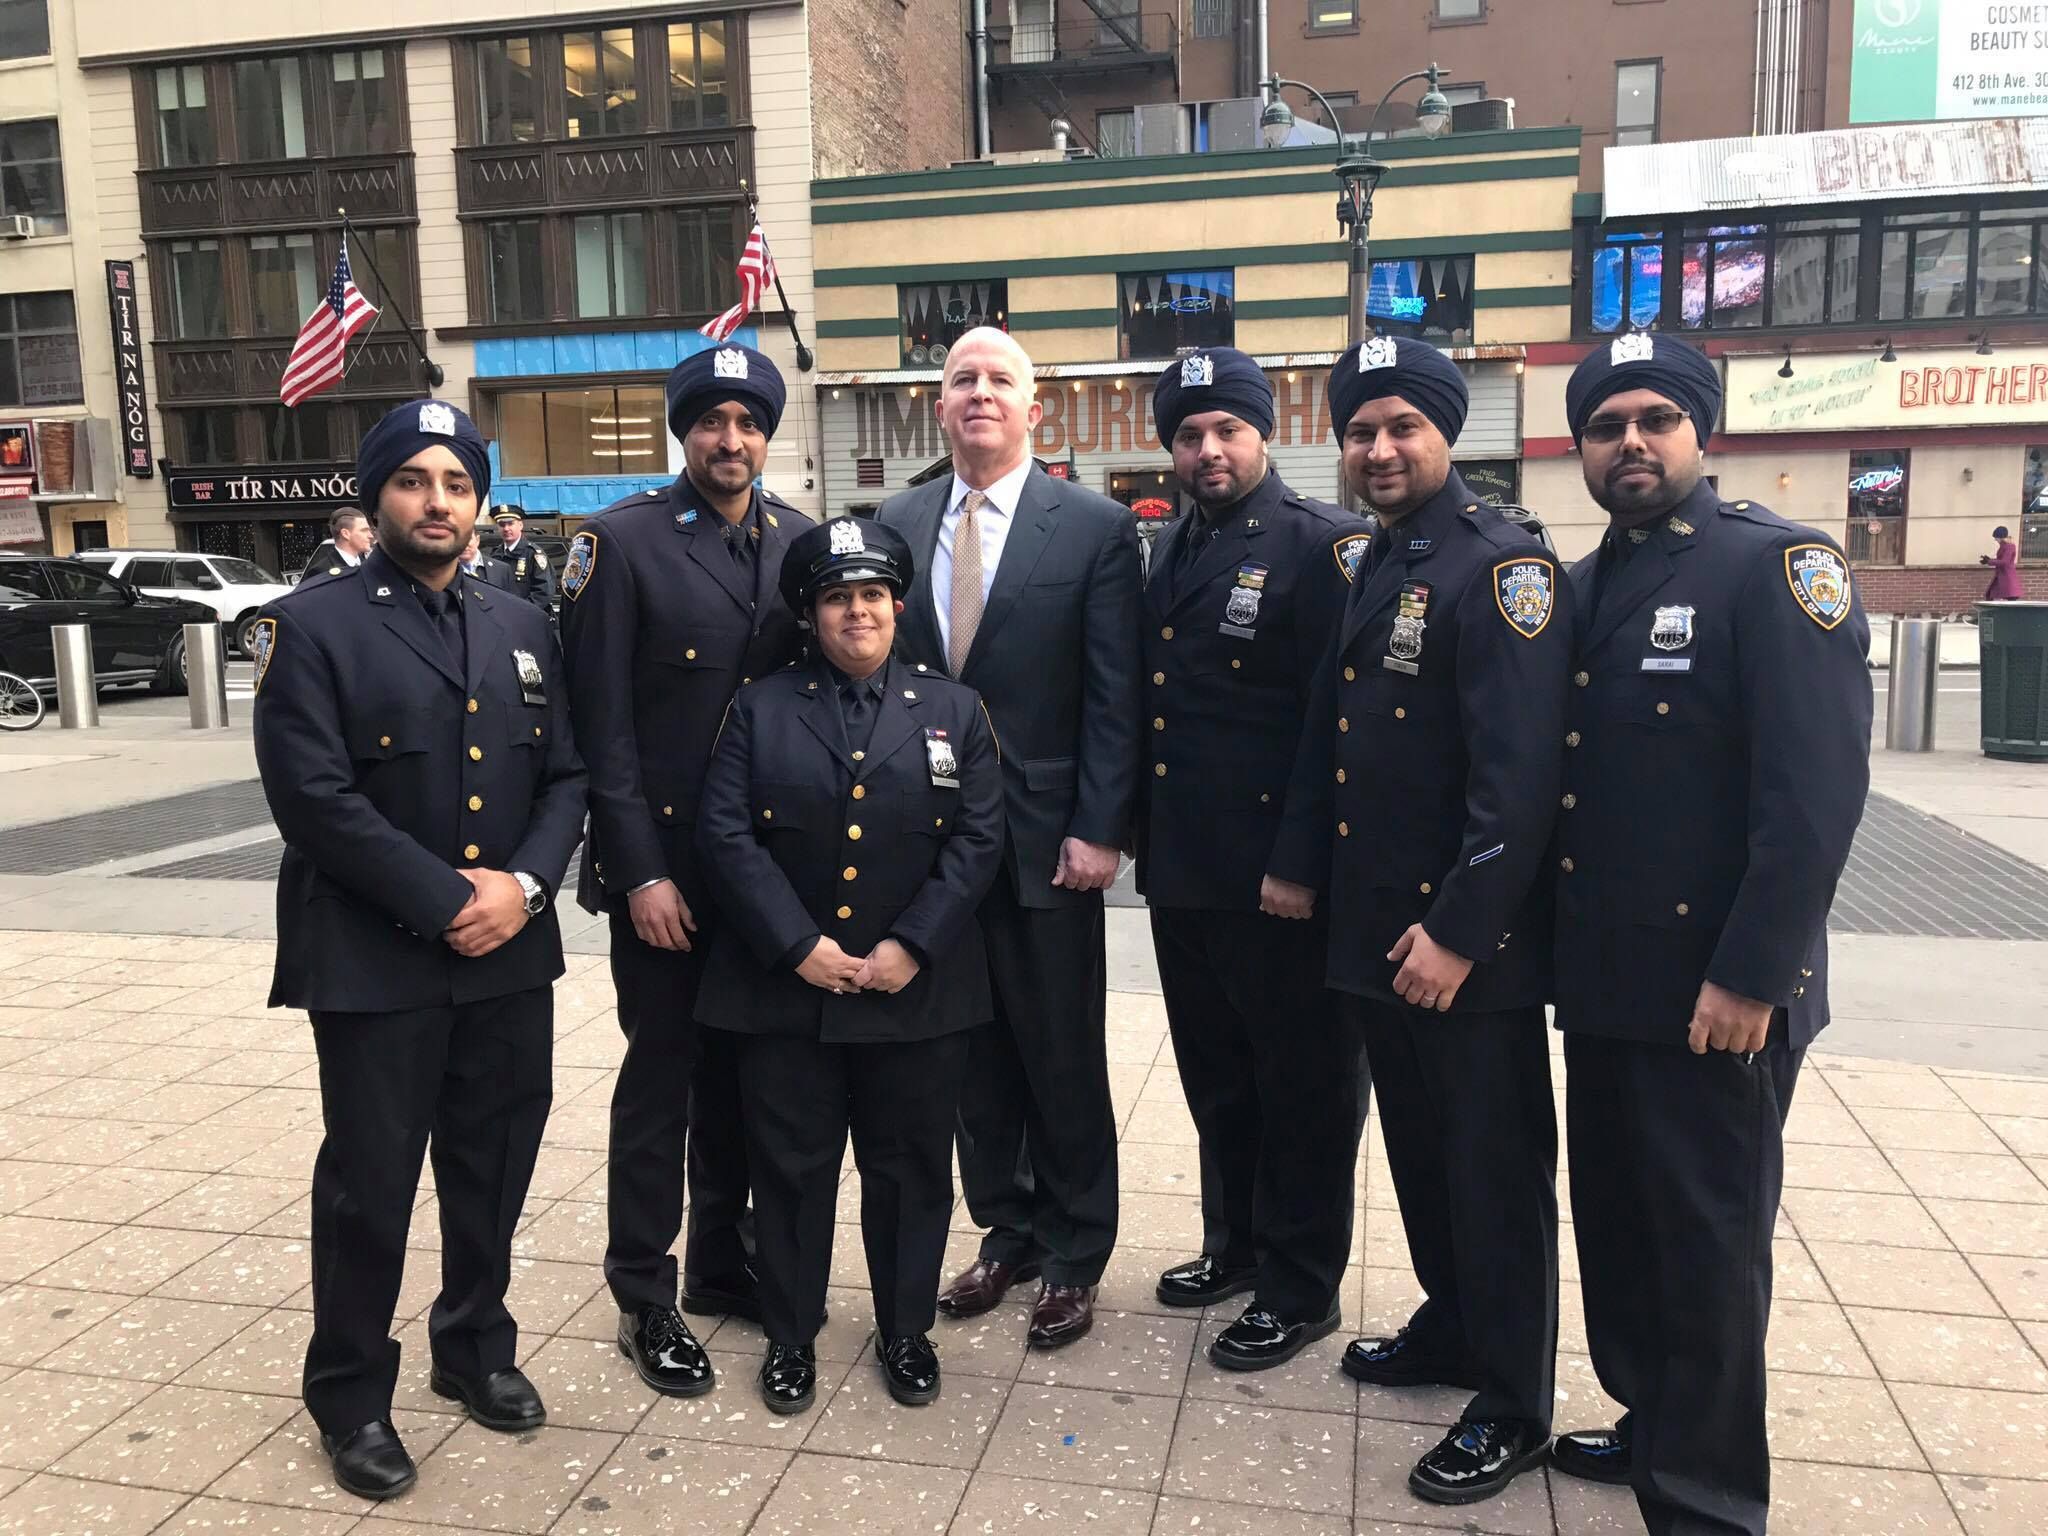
top-left (1151, 347), bottom-right (1276, 444)
top-left (1565, 333), bottom-right (1723, 450)
top-left (356, 400), bottom-right (492, 513)
top-left (1325, 336), bottom-right (1470, 447)
top-left (666, 343), bottom-right (787, 443)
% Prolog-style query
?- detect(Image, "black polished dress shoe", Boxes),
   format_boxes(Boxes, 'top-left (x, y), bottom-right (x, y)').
top-left (759, 1342), bottom-right (817, 1415)
top-left (1409, 1418), bottom-right (1551, 1505)
top-left (1339, 1326), bottom-right (1484, 1389)
top-left (1209, 1302), bottom-right (1342, 1371)
top-left (682, 1261), bottom-right (762, 1324)
top-left (618, 1306), bottom-right (715, 1397)
top-left (1550, 1425), bottom-right (1632, 1485)
top-left (320, 1419), bottom-right (416, 1501)
top-left (1156, 1253), bottom-right (1259, 1308)
top-left (428, 1364), bottom-right (547, 1432)
top-left (877, 1333), bottom-right (941, 1406)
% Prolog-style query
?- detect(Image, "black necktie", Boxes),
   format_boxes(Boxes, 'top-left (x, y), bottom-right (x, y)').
top-left (1178, 514), bottom-right (1215, 576)
top-left (724, 516), bottom-right (754, 575)
top-left (839, 678), bottom-right (876, 757)
top-left (1591, 533), bottom-right (1639, 622)
top-left (423, 585), bottom-right (465, 674)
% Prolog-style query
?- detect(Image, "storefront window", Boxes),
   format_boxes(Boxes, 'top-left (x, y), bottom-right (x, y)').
top-left (668, 20), bottom-right (730, 129)
top-left (2023, 446), bottom-right (2048, 560)
top-left (563, 28), bottom-right (639, 139)
top-left (1847, 449), bottom-right (1908, 567)
top-left (1118, 268), bottom-right (1234, 360)
top-left (900, 281), bottom-right (1007, 367)
top-left (1369, 255), bottom-right (1473, 341)
top-left (477, 37), bottom-right (539, 144)
top-left (234, 57), bottom-right (307, 161)
top-left (493, 384), bottom-right (667, 476)
top-left (1107, 467), bottom-right (1181, 528)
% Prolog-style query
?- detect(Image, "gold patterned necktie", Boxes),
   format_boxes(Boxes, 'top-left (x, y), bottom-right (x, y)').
top-left (949, 489), bottom-right (987, 675)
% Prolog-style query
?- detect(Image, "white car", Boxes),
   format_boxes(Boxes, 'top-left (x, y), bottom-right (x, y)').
top-left (73, 549), bottom-right (293, 658)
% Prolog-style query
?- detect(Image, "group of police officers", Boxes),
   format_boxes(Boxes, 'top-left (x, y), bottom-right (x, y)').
top-left (249, 321), bottom-right (1871, 1536)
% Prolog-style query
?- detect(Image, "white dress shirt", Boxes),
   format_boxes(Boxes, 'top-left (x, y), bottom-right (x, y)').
top-left (932, 457), bottom-right (1033, 659)
top-left (340, 549), bottom-right (361, 568)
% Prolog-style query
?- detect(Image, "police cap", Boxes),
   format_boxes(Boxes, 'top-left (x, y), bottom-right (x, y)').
top-left (779, 516), bottom-right (914, 614)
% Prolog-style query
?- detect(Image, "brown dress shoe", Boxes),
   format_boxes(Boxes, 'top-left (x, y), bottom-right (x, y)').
top-left (937, 1258), bottom-right (1040, 1319)
top-left (1027, 1283), bottom-right (1097, 1349)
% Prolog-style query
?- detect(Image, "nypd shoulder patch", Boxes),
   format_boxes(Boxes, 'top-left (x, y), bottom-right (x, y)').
top-left (1333, 534), bottom-right (1369, 584)
top-left (562, 531), bottom-right (598, 603)
top-left (1784, 543), bottom-right (1852, 631)
top-left (251, 618), bottom-right (278, 693)
top-left (1493, 557), bottom-right (1556, 640)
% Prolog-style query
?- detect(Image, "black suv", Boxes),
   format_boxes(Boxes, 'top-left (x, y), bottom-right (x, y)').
top-left (0, 552), bottom-right (216, 697)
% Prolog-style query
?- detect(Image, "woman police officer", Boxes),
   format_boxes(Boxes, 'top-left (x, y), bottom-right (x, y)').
top-left (693, 516), bottom-right (1004, 1413)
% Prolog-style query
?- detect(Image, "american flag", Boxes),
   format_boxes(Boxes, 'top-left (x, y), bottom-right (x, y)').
top-left (699, 222), bottom-right (775, 343)
top-left (279, 240), bottom-right (379, 407)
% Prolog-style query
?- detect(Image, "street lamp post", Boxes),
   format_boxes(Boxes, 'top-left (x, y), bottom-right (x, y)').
top-left (1259, 66), bottom-right (1454, 348)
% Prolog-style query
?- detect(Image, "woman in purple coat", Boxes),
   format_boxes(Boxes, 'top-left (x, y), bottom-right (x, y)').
top-left (1983, 526), bottom-right (2024, 600)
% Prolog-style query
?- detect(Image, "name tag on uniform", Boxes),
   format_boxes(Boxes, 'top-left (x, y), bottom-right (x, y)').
top-left (925, 728), bottom-right (960, 788)
top-left (1382, 657), bottom-right (1420, 675)
top-left (1640, 657), bottom-right (1693, 673)
top-left (512, 648), bottom-right (547, 705)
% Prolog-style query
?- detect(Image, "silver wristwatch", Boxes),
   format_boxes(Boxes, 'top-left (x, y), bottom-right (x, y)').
top-left (513, 871), bottom-right (547, 915)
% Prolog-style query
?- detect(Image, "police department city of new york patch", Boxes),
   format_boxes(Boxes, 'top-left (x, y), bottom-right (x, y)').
top-left (1493, 557), bottom-right (1556, 639)
top-left (250, 618), bottom-right (277, 693)
top-left (1784, 543), bottom-right (1852, 631)
top-left (1333, 534), bottom-right (1369, 583)
top-left (562, 531), bottom-right (597, 602)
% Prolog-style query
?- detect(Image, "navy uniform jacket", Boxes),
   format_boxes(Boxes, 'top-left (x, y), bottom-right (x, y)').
top-left (1135, 470), bottom-right (1369, 909)
top-left (694, 656), bottom-right (1004, 1043)
top-left (299, 542), bottom-right (356, 584)
top-left (1553, 482), bottom-right (1872, 1048)
top-left (495, 538), bottom-right (553, 606)
top-left (251, 547), bottom-right (588, 1013)
top-left (559, 479), bottom-right (805, 915)
top-left (462, 556), bottom-right (510, 592)
top-left (881, 465), bottom-right (1143, 908)
top-left (1276, 470), bottom-right (1572, 1012)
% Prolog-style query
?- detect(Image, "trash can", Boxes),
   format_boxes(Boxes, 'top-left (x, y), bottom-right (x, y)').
top-left (1979, 599), bottom-right (2048, 760)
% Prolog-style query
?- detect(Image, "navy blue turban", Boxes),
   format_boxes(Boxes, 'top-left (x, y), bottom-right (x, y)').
top-left (1325, 336), bottom-right (1469, 447)
top-left (357, 400), bottom-right (491, 513)
top-left (1151, 347), bottom-right (1276, 443)
top-left (667, 343), bottom-right (786, 442)
top-left (1565, 334), bottom-right (1723, 449)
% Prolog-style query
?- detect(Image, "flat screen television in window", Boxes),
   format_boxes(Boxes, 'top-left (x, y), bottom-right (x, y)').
top-left (1369, 255), bottom-right (1473, 341)
top-left (1119, 269), bottom-right (1233, 360)
top-left (900, 282), bottom-right (1007, 367)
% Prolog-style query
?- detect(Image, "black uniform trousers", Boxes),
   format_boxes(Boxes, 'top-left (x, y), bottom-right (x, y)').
top-left (1151, 907), bottom-right (1365, 1321)
top-left (602, 909), bottom-right (752, 1314)
top-left (734, 1031), bottom-right (969, 1345)
top-left (303, 988), bottom-right (552, 1435)
top-left (1565, 1033), bottom-right (1802, 1536)
top-left (956, 878), bottom-right (1119, 1286)
top-left (1358, 999), bottom-right (1558, 1427)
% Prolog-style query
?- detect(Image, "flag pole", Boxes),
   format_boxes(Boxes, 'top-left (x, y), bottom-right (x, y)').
top-left (338, 206), bottom-right (444, 391)
top-left (742, 184), bottom-right (813, 372)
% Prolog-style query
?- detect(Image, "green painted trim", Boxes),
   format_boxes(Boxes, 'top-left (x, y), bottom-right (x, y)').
top-left (815, 316), bottom-right (903, 338)
top-left (1237, 296), bottom-right (1348, 320)
top-left (1010, 308), bottom-right (1119, 331)
top-left (1572, 192), bottom-right (1604, 219)
top-left (812, 157), bottom-right (1582, 225)
top-left (811, 126), bottom-right (1585, 199)
top-left (1374, 229), bottom-right (1574, 258)
top-left (1484, 285), bottom-right (1574, 307)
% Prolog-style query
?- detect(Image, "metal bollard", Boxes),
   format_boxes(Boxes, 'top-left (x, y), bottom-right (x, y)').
top-left (1885, 617), bottom-right (1942, 752)
top-left (51, 623), bottom-right (99, 729)
top-left (185, 623), bottom-right (229, 729)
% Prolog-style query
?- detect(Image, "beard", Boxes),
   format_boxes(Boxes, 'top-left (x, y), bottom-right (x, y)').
top-left (1598, 454), bottom-right (1697, 519)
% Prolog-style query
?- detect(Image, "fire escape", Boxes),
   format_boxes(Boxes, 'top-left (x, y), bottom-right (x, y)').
top-left (985, 1), bottom-right (1180, 153)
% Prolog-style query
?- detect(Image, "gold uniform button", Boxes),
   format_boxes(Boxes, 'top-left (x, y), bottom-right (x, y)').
top-left (378, 734), bottom-right (392, 747)
top-left (1735, 500), bottom-right (1751, 510)
top-left (469, 746), bottom-right (483, 761)
top-left (1574, 671), bottom-right (1590, 687)
top-left (762, 809), bottom-right (773, 820)
top-left (852, 750), bottom-right (865, 761)
top-left (742, 676), bottom-right (752, 685)
top-left (1259, 792), bottom-right (1270, 803)
top-left (1560, 857), bottom-right (1575, 872)
top-left (847, 825), bottom-right (862, 840)
top-left (1676, 902), bottom-right (1691, 915)
top-left (1153, 671), bottom-right (1165, 685)
top-left (534, 726), bottom-right (542, 737)
top-left (686, 648), bottom-right (697, 660)
top-left (466, 699), bottom-right (478, 714)
top-left (662, 805), bottom-right (673, 816)
top-left (1656, 701), bottom-right (1670, 715)
top-left (852, 785), bottom-right (866, 800)
top-left (1154, 762), bottom-right (1167, 777)
top-left (934, 817), bottom-right (944, 827)
top-left (1344, 666), bottom-right (1356, 682)
top-left (467, 795), bottom-right (483, 811)
top-left (463, 843), bottom-right (480, 860)
top-left (1338, 821), bottom-right (1350, 837)
top-left (1394, 707), bottom-right (1406, 720)
top-left (1161, 625), bottom-right (1174, 640)
top-left (1335, 768), bottom-right (1346, 783)
top-left (1230, 658), bottom-right (1241, 669)
top-left (1338, 717), bottom-right (1350, 733)
top-left (1561, 793), bottom-right (1577, 809)
top-left (1420, 882), bottom-right (1432, 895)
top-left (1801, 968), bottom-right (1813, 978)
top-left (1153, 717), bottom-right (1165, 730)
top-left (1566, 731), bottom-right (1581, 747)
top-left (842, 866), bottom-right (858, 881)
top-left (836, 905), bottom-right (852, 919)
top-left (1794, 984), bottom-right (1806, 997)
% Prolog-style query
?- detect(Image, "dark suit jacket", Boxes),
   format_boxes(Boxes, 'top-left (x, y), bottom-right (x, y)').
top-left (252, 546), bottom-right (588, 1012)
top-left (300, 541), bottom-right (355, 583)
top-left (1553, 482), bottom-right (1872, 1048)
top-left (463, 557), bottom-right (511, 592)
top-left (1135, 470), bottom-right (1368, 910)
top-left (880, 464), bottom-right (1142, 908)
top-left (694, 656), bottom-right (1003, 1042)
top-left (560, 479), bottom-right (805, 916)
top-left (1278, 471), bottom-right (1572, 1013)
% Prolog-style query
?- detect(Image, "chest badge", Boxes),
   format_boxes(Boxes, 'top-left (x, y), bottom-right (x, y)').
top-left (1385, 579), bottom-right (1431, 673)
top-left (1650, 605), bottom-right (1696, 651)
top-left (512, 648), bottom-right (546, 706)
top-left (925, 727), bottom-right (960, 788)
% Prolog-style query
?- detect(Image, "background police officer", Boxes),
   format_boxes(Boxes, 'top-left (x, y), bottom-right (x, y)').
top-left (491, 507), bottom-right (553, 606)
top-left (695, 518), bottom-right (1004, 1415)
top-left (252, 401), bottom-right (587, 1502)
top-left (1548, 336), bottom-right (1871, 1536)
top-left (300, 508), bottom-right (373, 583)
top-left (560, 343), bottom-right (804, 1398)
top-left (1137, 347), bottom-right (1369, 1372)
top-left (1286, 337), bottom-right (1569, 1505)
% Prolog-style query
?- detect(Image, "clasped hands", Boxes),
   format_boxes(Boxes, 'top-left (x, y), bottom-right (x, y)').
top-left (798, 936), bottom-right (920, 995)
top-left (443, 868), bottom-right (529, 957)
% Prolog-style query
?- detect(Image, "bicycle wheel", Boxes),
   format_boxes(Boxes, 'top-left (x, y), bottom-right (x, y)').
top-left (0, 671), bottom-right (45, 730)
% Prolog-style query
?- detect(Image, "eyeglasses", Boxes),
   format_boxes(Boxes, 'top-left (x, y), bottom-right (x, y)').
top-left (1581, 407), bottom-right (1691, 445)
